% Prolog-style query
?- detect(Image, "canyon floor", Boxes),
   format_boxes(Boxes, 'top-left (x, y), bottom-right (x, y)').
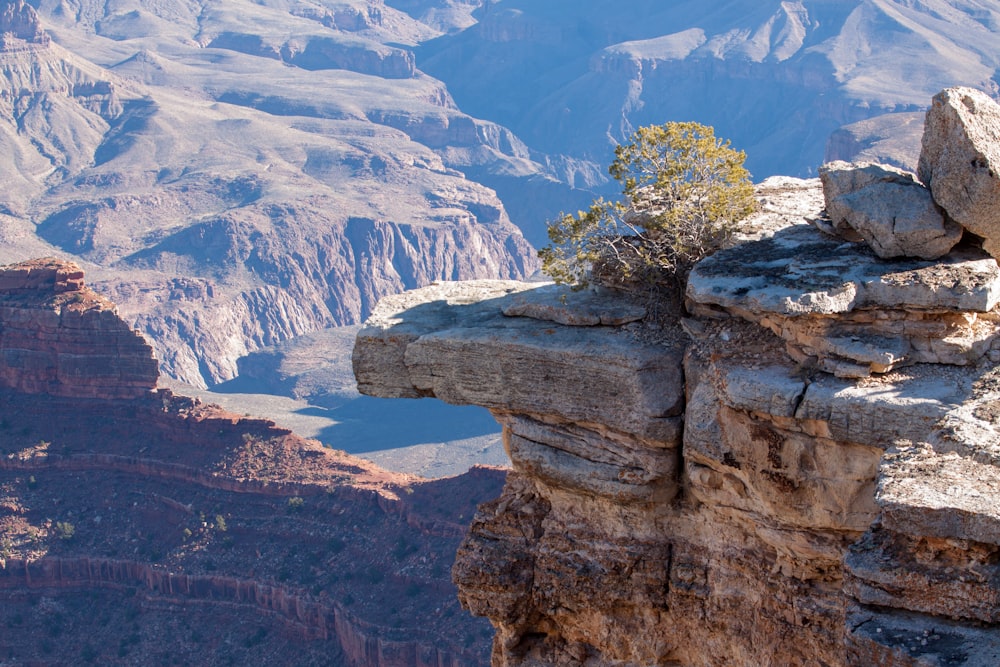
top-left (164, 323), bottom-right (508, 479)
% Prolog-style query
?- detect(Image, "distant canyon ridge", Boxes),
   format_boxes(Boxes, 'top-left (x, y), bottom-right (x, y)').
top-left (0, 0), bottom-right (998, 387)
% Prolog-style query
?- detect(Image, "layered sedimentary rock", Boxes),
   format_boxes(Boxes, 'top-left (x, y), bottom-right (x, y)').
top-left (0, 257), bottom-right (158, 398)
top-left (354, 176), bottom-right (1000, 666)
top-left (686, 223), bottom-right (1000, 378)
top-left (0, 257), bottom-right (499, 666)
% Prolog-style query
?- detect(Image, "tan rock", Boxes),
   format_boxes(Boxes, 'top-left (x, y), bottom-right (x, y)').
top-left (919, 87), bottom-right (1000, 259)
top-left (499, 414), bottom-right (680, 503)
top-left (819, 161), bottom-right (961, 260)
top-left (354, 280), bottom-right (686, 441)
top-left (687, 221), bottom-right (1000, 376)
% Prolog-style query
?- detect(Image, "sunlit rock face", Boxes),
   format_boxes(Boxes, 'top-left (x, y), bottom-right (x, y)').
top-left (355, 174), bottom-right (1000, 666)
top-left (0, 0), bottom-right (544, 388)
top-left (0, 257), bottom-right (158, 399)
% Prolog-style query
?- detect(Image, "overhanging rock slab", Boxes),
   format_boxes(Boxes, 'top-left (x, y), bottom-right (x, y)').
top-left (353, 280), bottom-right (686, 443)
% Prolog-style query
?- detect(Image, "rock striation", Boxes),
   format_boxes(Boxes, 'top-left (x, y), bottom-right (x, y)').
top-left (0, 257), bottom-right (158, 398)
top-left (686, 224), bottom-right (1000, 378)
top-left (0, 257), bottom-right (501, 666)
top-left (354, 173), bottom-right (1000, 666)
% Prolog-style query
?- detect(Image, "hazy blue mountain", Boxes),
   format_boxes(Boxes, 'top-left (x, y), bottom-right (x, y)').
top-left (418, 0), bottom-right (1000, 178)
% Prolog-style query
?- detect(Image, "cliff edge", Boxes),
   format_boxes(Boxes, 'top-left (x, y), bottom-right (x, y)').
top-left (354, 164), bottom-right (1000, 665)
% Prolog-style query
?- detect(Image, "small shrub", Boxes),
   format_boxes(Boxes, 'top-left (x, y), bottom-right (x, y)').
top-left (286, 496), bottom-right (305, 512)
top-left (55, 521), bottom-right (75, 541)
top-left (540, 121), bottom-right (756, 294)
top-left (214, 515), bottom-right (227, 532)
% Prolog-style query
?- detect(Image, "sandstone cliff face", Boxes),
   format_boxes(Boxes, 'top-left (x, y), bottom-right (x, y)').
top-left (0, 257), bottom-right (157, 399)
top-left (354, 177), bottom-right (1000, 666)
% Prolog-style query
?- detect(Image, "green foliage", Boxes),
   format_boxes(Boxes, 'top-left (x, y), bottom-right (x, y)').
top-left (286, 496), bottom-right (305, 512)
top-left (540, 121), bottom-right (757, 290)
top-left (55, 521), bottom-right (75, 541)
top-left (214, 515), bottom-right (227, 532)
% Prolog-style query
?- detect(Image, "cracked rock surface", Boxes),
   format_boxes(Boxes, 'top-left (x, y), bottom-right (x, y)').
top-left (354, 175), bottom-right (1000, 665)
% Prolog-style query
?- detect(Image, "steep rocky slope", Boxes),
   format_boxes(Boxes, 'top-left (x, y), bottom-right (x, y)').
top-left (354, 174), bottom-right (1000, 665)
top-left (0, 256), bottom-right (503, 666)
top-left (0, 0), bottom-right (546, 388)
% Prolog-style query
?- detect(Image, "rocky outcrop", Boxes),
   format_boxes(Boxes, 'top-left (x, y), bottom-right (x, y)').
top-left (0, 0), bottom-right (48, 46)
top-left (354, 175), bottom-right (1000, 666)
top-left (0, 258), bottom-right (158, 398)
top-left (686, 222), bottom-right (1000, 378)
top-left (919, 87), bottom-right (1000, 258)
top-left (818, 160), bottom-right (961, 259)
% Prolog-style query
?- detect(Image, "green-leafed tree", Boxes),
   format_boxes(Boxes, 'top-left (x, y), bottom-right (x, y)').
top-left (539, 122), bottom-right (757, 292)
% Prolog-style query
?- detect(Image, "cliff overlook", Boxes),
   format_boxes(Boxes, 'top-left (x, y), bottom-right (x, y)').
top-left (353, 89), bottom-right (1000, 665)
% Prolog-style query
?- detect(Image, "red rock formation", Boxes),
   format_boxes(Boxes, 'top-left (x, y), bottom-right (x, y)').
top-left (0, 258), bottom-right (159, 399)
top-left (0, 556), bottom-right (469, 667)
top-left (0, 258), bottom-right (499, 666)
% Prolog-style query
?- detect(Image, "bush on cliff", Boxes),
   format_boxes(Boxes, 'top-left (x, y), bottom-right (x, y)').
top-left (539, 122), bottom-right (756, 292)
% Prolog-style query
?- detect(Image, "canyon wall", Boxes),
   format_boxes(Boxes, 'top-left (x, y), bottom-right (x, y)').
top-left (354, 177), bottom-right (1000, 666)
top-left (0, 256), bottom-right (498, 666)
top-left (0, 257), bottom-right (158, 399)
top-left (0, 0), bottom-right (545, 388)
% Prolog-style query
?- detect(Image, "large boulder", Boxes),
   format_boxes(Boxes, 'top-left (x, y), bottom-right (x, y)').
top-left (918, 87), bottom-right (1000, 258)
top-left (818, 161), bottom-right (961, 260)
